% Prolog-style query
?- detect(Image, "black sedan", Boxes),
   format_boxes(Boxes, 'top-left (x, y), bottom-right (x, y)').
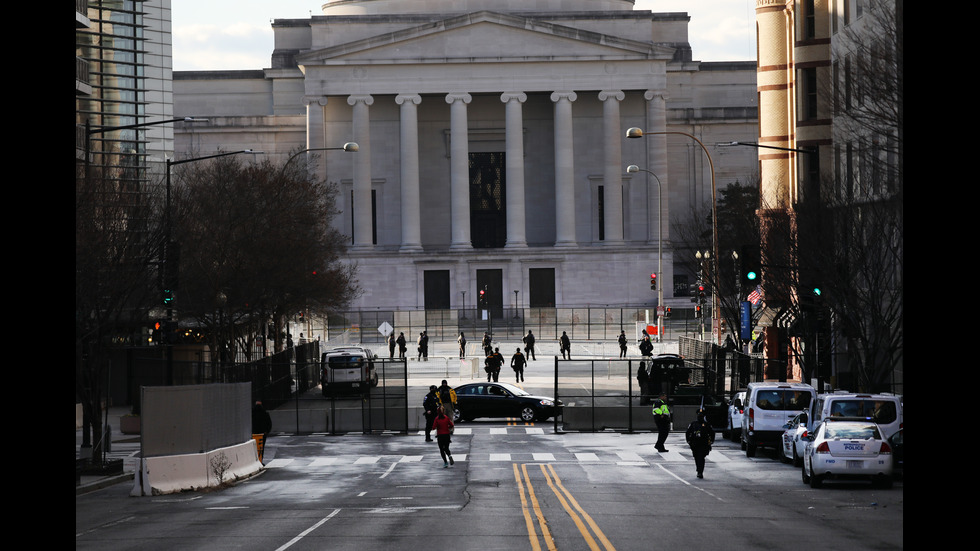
top-left (453, 382), bottom-right (562, 422)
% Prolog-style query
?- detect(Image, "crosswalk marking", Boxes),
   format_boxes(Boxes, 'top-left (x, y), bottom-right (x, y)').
top-left (263, 449), bottom-right (743, 469)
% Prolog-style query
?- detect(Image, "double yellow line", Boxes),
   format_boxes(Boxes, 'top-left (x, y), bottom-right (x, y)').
top-left (512, 463), bottom-right (616, 551)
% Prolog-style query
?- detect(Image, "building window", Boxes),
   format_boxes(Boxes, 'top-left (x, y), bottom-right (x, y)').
top-left (800, 67), bottom-right (818, 120)
top-left (803, 0), bottom-right (816, 39)
top-left (350, 189), bottom-right (378, 245)
top-left (469, 152), bottom-right (506, 248)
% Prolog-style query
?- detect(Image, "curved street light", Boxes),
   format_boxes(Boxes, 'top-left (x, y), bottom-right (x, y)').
top-left (627, 126), bottom-right (721, 344)
top-left (626, 164), bottom-right (665, 341)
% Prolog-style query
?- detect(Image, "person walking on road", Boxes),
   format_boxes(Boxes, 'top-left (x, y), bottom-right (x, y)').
top-left (437, 380), bottom-right (457, 420)
top-left (686, 409), bottom-right (715, 478)
top-left (484, 348), bottom-right (503, 382)
top-left (618, 331), bottom-right (628, 358)
top-left (433, 406), bottom-right (455, 468)
top-left (511, 347), bottom-right (527, 383)
top-left (559, 331), bottom-right (571, 360)
top-left (423, 385), bottom-right (440, 442)
top-left (652, 393), bottom-right (671, 452)
top-left (523, 330), bottom-right (537, 361)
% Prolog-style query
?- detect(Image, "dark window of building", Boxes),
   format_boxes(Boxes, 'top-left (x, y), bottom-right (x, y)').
top-left (423, 270), bottom-right (450, 310)
top-left (469, 152), bottom-right (506, 248)
top-left (597, 185), bottom-right (605, 241)
top-left (529, 268), bottom-right (555, 307)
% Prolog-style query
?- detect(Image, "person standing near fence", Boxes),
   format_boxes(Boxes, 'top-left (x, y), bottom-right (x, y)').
top-left (396, 332), bottom-right (407, 359)
top-left (457, 332), bottom-right (467, 358)
top-left (618, 331), bottom-right (628, 358)
top-left (387, 332), bottom-right (397, 359)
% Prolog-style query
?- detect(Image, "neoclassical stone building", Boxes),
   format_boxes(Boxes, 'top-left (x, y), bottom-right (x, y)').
top-left (175, 0), bottom-right (758, 316)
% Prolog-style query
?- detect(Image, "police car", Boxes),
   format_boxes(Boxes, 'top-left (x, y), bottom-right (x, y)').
top-left (801, 417), bottom-right (893, 488)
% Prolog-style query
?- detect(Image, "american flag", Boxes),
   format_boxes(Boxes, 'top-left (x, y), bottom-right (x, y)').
top-left (747, 286), bottom-right (762, 305)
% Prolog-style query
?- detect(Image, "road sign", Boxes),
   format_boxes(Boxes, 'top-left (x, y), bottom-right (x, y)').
top-left (378, 321), bottom-right (393, 336)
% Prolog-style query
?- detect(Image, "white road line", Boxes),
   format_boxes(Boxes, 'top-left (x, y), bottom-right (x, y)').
top-left (275, 508), bottom-right (341, 551)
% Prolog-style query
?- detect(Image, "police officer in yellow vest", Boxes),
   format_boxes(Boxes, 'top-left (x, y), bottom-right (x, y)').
top-left (652, 394), bottom-right (671, 452)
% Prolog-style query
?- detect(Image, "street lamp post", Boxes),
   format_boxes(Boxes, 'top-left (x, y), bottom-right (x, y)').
top-left (627, 127), bottom-right (721, 344)
top-left (626, 164), bottom-right (664, 341)
top-left (280, 143), bottom-right (359, 175)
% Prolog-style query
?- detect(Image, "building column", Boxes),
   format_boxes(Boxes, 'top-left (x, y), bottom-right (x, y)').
top-left (644, 90), bottom-right (669, 245)
top-left (501, 92), bottom-right (527, 248)
top-left (599, 90), bottom-right (625, 244)
top-left (551, 91), bottom-right (577, 247)
top-left (303, 95), bottom-right (328, 182)
top-left (446, 93), bottom-right (472, 249)
top-left (348, 94), bottom-right (374, 248)
top-left (396, 94), bottom-right (423, 251)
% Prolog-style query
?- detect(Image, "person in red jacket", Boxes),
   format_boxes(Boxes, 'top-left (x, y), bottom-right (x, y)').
top-left (433, 406), bottom-right (455, 468)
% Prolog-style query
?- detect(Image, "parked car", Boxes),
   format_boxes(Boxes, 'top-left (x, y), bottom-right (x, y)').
top-left (725, 390), bottom-right (746, 441)
top-left (801, 418), bottom-right (893, 488)
top-left (453, 382), bottom-right (562, 422)
top-left (889, 428), bottom-right (903, 478)
top-left (320, 346), bottom-right (379, 396)
top-left (741, 382), bottom-right (816, 458)
top-left (779, 411), bottom-right (809, 466)
top-left (810, 392), bottom-right (903, 440)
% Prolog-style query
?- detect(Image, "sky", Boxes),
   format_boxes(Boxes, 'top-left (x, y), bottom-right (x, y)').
top-left (171, 1), bottom-right (757, 72)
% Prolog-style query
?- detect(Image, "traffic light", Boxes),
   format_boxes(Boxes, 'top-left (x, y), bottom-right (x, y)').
top-left (478, 288), bottom-right (486, 309)
top-left (163, 288), bottom-right (174, 306)
top-left (650, 273), bottom-right (657, 290)
top-left (665, 306), bottom-right (672, 319)
top-left (746, 271), bottom-right (757, 282)
top-left (697, 283), bottom-right (706, 304)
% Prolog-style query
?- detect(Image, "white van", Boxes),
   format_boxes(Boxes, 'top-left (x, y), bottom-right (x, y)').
top-left (810, 392), bottom-right (903, 440)
top-left (320, 346), bottom-right (379, 396)
top-left (741, 382), bottom-right (816, 457)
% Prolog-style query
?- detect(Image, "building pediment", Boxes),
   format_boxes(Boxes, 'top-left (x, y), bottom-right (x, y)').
top-left (295, 11), bottom-right (675, 67)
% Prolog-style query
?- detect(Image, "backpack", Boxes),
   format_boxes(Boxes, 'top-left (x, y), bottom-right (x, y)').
top-left (440, 387), bottom-right (452, 405)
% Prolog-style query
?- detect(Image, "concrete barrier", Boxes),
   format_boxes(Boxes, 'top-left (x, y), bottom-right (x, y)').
top-left (131, 439), bottom-right (262, 496)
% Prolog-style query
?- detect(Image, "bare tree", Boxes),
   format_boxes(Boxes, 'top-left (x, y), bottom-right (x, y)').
top-left (76, 155), bottom-right (164, 464)
top-left (171, 153), bottom-right (358, 371)
top-left (672, 177), bottom-right (764, 348)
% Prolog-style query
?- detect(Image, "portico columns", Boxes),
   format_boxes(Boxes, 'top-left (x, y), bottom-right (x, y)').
top-left (396, 94), bottom-right (423, 251)
top-left (303, 95), bottom-right (328, 180)
top-left (447, 93), bottom-right (472, 249)
top-left (501, 92), bottom-right (527, 248)
top-left (599, 90), bottom-right (625, 244)
top-left (348, 94), bottom-right (374, 248)
top-left (551, 91), bottom-right (577, 246)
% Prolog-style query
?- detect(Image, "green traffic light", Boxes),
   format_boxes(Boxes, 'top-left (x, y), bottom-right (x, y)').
top-left (746, 271), bottom-right (757, 281)
top-left (813, 288), bottom-right (821, 296)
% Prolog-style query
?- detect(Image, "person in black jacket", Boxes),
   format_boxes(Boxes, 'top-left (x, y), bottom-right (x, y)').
top-left (618, 331), bottom-right (628, 358)
top-left (422, 385), bottom-right (439, 442)
top-left (511, 348), bottom-right (527, 383)
top-left (686, 409), bottom-right (715, 478)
